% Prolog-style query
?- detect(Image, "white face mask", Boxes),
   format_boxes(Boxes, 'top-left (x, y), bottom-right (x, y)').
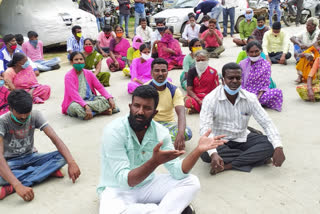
top-left (248, 56), bottom-right (261, 62)
top-left (141, 53), bottom-right (151, 61)
top-left (195, 61), bottom-right (208, 77)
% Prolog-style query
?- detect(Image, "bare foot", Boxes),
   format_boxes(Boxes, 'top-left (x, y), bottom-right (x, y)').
top-left (100, 109), bottom-right (112, 115)
top-left (295, 76), bottom-right (302, 84)
top-left (210, 163), bottom-right (232, 175)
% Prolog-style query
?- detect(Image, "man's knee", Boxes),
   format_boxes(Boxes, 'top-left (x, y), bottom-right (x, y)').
top-left (183, 174), bottom-right (201, 192)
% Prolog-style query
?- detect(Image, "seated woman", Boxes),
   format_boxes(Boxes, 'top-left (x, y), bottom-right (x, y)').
top-left (62, 52), bottom-right (119, 120)
top-left (295, 34), bottom-right (320, 83)
top-left (239, 41), bottom-right (283, 111)
top-left (127, 44), bottom-right (153, 94)
top-left (123, 35), bottom-right (143, 77)
top-left (0, 77), bottom-right (9, 115)
top-left (184, 50), bottom-right (219, 114)
top-left (180, 38), bottom-right (202, 90)
top-left (236, 36), bottom-right (275, 89)
top-left (83, 38), bottom-right (111, 87)
top-left (296, 57), bottom-right (320, 102)
top-left (158, 27), bottom-right (185, 71)
top-left (106, 25), bottom-right (130, 72)
top-left (3, 52), bottom-right (50, 104)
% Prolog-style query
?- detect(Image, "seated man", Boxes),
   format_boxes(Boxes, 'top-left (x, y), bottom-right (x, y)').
top-left (14, 34), bottom-right (25, 50)
top-left (22, 31), bottom-right (61, 72)
top-left (290, 17), bottom-right (319, 63)
top-left (0, 34), bottom-right (39, 76)
top-left (200, 19), bottom-right (225, 58)
top-left (179, 13), bottom-right (201, 47)
top-left (233, 8), bottom-right (257, 46)
top-left (0, 90), bottom-right (80, 200)
top-left (67, 25), bottom-right (84, 59)
top-left (151, 18), bottom-right (166, 58)
top-left (96, 25), bottom-right (116, 57)
top-left (97, 85), bottom-right (226, 214)
top-left (263, 22), bottom-right (291, 65)
top-left (148, 58), bottom-right (192, 150)
top-left (200, 62), bottom-right (285, 175)
top-left (136, 18), bottom-right (153, 44)
top-left (251, 16), bottom-right (269, 44)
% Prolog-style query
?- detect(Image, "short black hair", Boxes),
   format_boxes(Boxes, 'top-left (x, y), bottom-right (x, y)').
top-left (188, 13), bottom-right (195, 19)
top-left (189, 38), bottom-right (200, 51)
top-left (7, 52), bottom-right (26, 67)
top-left (70, 51), bottom-right (85, 61)
top-left (114, 25), bottom-right (124, 31)
top-left (132, 85), bottom-right (159, 109)
top-left (27, 31), bottom-right (38, 39)
top-left (257, 16), bottom-right (266, 22)
top-left (102, 25), bottom-right (112, 32)
top-left (156, 18), bottom-right (166, 25)
top-left (151, 57), bottom-right (168, 70)
top-left (139, 43), bottom-right (150, 52)
top-left (72, 25), bottom-right (82, 34)
top-left (202, 15), bottom-right (210, 22)
top-left (139, 18), bottom-right (147, 24)
top-left (3, 34), bottom-right (15, 44)
top-left (222, 62), bottom-right (242, 77)
top-left (246, 40), bottom-right (262, 52)
top-left (8, 89), bottom-right (33, 114)
top-left (272, 22), bottom-right (281, 30)
top-left (15, 34), bottom-right (24, 43)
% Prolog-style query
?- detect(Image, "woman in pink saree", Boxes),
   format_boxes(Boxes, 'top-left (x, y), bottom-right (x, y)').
top-left (3, 52), bottom-right (50, 104)
top-left (106, 25), bottom-right (130, 72)
top-left (158, 27), bottom-right (185, 71)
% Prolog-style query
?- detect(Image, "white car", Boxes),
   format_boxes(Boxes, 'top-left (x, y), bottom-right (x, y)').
top-left (150, 0), bottom-right (248, 35)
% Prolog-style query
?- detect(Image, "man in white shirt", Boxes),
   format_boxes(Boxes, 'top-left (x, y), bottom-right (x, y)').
top-left (136, 18), bottom-right (153, 43)
top-left (222, 0), bottom-right (238, 37)
top-left (199, 62), bottom-right (285, 175)
top-left (179, 14), bottom-right (201, 47)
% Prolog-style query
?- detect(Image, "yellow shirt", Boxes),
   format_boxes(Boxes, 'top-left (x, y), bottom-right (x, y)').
top-left (262, 30), bottom-right (289, 55)
top-left (146, 81), bottom-right (184, 122)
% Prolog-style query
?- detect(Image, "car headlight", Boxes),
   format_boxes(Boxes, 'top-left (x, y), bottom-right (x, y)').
top-left (167, 16), bottom-right (179, 23)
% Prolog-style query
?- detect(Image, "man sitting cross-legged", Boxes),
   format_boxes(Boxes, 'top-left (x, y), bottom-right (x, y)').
top-left (97, 85), bottom-right (226, 214)
top-left (0, 89), bottom-right (80, 201)
top-left (200, 62), bottom-right (286, 175)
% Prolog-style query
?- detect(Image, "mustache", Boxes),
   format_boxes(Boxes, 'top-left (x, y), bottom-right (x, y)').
top-left (135, 114), bottom-right (146, 120)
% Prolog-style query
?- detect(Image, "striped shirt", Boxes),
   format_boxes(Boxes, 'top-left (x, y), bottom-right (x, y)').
top-left (67, 35), bottom-right (84, 52)
top-left (200, 85), bottom-right (282, 155)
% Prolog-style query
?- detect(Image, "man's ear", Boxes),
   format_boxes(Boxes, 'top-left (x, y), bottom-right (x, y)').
top-left (153, 110), bottom-right (158, 117)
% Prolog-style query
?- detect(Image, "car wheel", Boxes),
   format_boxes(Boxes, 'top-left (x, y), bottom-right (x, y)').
top-left (235, 16), bottom-right (245, 33)
top-left (180, 22), bottom-right (187, 35)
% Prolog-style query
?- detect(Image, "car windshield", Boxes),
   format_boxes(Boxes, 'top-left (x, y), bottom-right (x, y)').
top-left (172, 0), bottom-right (199, 8)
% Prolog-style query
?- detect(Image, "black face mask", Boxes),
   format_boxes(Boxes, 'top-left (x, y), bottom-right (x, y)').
top-left (157, 26), bottom-right (165, 32)
top-left (128, 112), bottom-right (153, 132)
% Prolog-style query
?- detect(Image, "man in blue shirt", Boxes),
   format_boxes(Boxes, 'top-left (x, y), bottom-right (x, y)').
top-left (134, 0), bottom-right (146, 35)
top-left (97, 85), bottom-right (226, 214)
top-left (66, 25), bottom-right (84, 60)
top-left (194, 0), bottom-right (219, 21)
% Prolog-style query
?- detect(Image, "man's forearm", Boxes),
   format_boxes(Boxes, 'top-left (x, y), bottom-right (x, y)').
top-left (176, 106), bottom-right (186, 136)
top-left (182, 147), bottom-right (202, 173)
top-left (0, 156), bottom-right (22, 188)
top-left (128, 158), bottom-right (158, 187)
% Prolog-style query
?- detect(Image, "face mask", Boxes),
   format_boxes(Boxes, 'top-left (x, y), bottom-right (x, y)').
top-left (73, 63), bottom-right (85, 71)
top-left (190, 22), bottom-right (195, 27)
top-left (224, 84), bottom-right (241, 96)
top-left (116, 32), bottom-right (123, 37)
top-left (21, 60), bottom-right (30, 69)
top-left (257, 25), bottom-right (265, 30)
top-left (204, 21), bottom-right (209, 27)
top-left (11, 113), bottom-right (31, 125)
top-left (157, 26), bottom-right (165, 32)
top-left (161, 33), bottom-right (173, 43)
top-left (248, 56), bottom-right (261, 62)
top-left (192, 47), bottom-right (202, 53)
top-left (84, 46), bottom-right (93, 53)
top-left (245, 13), bottom-right (253, 20)
top-left (152, 78), bottom-right (167, 87)
top-left (10, 45), bottom-right (17, 50)
top-left (29, 40), bottom-right (38, 48)
top-left (141, 53), bottom-right (151, 60)
top-left (76, 32), bottom-right (82, 38)
top-left (0, 79), bottom-right (5, 87)
top-left (195, 61), bottom-right (208, 77)
top-left (104, 33), bottom-right (111, 38)
top-left (128, 112), bottom-right (152, 132)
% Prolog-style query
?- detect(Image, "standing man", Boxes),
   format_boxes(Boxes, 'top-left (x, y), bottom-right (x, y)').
top-left (209, 0), bottom-right (223, 31)
top-left (233, 8), bottom-right (257, 46)
top-left (194, 0), bottom-right (219, 21)
top-left (148, 58), bottom-right (192, 151)
top-left (268, 0), bottom-right (281, 27)
top-left (222, 0), bottom-right (238, 37)
top-left (67, 25), bottom-right (84, 59)
top-left (134, 0), bottom-right (146, 35)
top-left (118, 0), bottom-right (131, 38)
top-left (98, 85), bottom-right (226, 213)
top-left (179, 13), bottom-right (201, 47)
top-left (200, 62), bottom-right (285, 175)
top-left (287, 0), bottom-right (304, 27)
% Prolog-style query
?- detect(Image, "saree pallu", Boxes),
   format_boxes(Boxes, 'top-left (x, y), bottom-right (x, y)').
top-left (296, 69), bottom-right (320, 101)
top-left (296, 46), bottom-right (320, 82)
top-left (158, 40), bottom-right (185, 71)
top-left (85, 51), bottom-right (110, 87)
top-left (107, 38), bottom-right (130, 71)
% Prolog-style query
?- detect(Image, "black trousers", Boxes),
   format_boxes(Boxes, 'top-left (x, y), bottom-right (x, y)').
top-left (268, 52), bottom-right (292, 64)
top-left (201, 133), bottom-right (274, 172)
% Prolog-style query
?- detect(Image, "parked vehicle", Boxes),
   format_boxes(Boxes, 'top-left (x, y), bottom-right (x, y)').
top-left (149, 0), bottom-right (248, 35)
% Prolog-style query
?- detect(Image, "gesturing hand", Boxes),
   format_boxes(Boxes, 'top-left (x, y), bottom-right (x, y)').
top-left (272, 147), bottom-right (285, 167)
top-left (15, 184), bottom-right (34, 202)
top-left (151, 142), bottom-right (185, 165)
top-left (197, 129), bottom-right (227, 153)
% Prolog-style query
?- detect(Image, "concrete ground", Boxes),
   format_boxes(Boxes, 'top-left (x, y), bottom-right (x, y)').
top-left (1, 24), bottom-right (320, 214)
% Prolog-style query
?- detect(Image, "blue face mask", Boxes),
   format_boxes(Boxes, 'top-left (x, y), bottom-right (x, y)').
top-left (257, 25), bottom-right (265, 30)
top-left (224, 84), bottom-right (241, 96)
top-left (11, 113), bottom-right (31, 125)
top-left (21, 60), bottom-right (30, 69)
top-left (0, 79), bottom-right (5, 87)
top-left (245, 13), bottom-right (253, 20)
top-left (29, 40), bottom-right (38, 48)
top-left (152, 78), bottom-right (167, 87)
